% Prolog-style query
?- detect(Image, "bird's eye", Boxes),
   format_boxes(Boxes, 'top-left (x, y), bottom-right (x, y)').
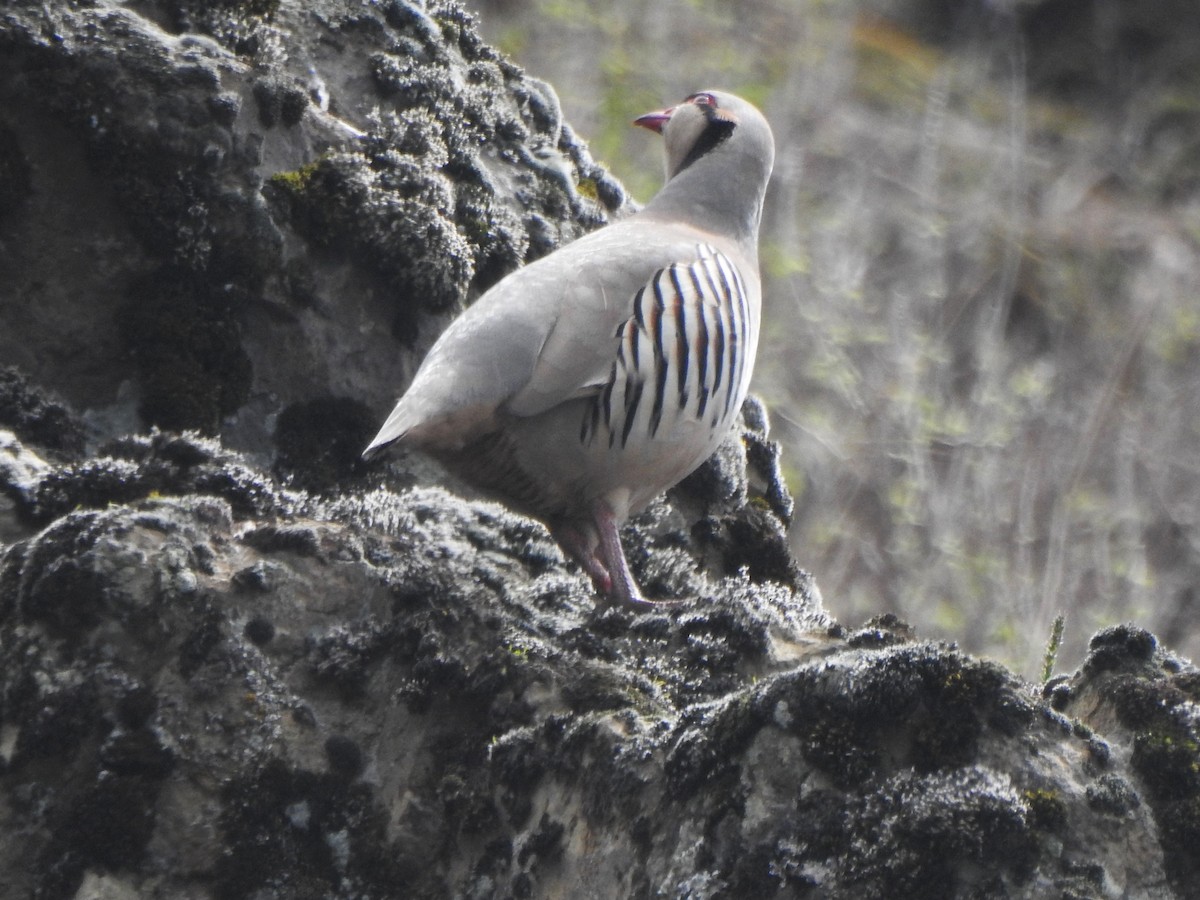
top-left (689, 93), bottom-right (717, 107)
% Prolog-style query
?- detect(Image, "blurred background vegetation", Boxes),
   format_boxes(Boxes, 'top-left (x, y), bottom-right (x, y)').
top-left (467, 0), bottom-right (1200, 676)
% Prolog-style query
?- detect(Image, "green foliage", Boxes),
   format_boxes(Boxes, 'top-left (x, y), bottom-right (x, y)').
top-left (575, 176), bottom-right (600, 202)
top-left (466, 0), bottom-right (1200, 672)
top-left (1040, 615), bottom-right (1066, 683)
top-left (267, 160), bottom-right (322, 194)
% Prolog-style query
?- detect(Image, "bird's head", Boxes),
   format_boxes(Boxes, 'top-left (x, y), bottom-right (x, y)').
top-left (633, 90), bottom-right (775, 249)
top-left (634, 90), bottom-right (772, 183)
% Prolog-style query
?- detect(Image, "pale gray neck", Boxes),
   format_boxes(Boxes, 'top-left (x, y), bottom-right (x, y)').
top-left (639, 146), bottom-right (769, 259)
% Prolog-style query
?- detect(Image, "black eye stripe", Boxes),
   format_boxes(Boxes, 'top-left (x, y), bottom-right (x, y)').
top-left (676, 114), bottom-right (736, 173)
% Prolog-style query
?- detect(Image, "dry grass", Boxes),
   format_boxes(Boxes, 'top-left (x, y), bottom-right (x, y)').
top-left (470, 0), bottom-right (1200, 674)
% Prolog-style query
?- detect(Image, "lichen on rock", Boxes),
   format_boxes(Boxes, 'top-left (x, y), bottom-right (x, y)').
top-left (0, 422), bottom-right (1194, 897)
top-left (0, 0), bottom-right (627, 452)
top-left (1, 1), bottom-right (1198, 898)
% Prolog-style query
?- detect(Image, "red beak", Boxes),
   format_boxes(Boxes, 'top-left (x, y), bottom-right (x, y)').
top-left (633, 108), bottom-right (673, 134)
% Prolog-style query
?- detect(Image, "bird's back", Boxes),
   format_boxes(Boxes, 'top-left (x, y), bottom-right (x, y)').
top-left (368, 216), bottom-right (760, 522)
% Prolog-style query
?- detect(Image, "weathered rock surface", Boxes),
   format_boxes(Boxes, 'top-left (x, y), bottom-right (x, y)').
top-left (1, 2), bottom-right (1198, 899)
top-left (0, 0), bottom-right (626, 459)
top-left (1, 425), bottom-right (1196, 899)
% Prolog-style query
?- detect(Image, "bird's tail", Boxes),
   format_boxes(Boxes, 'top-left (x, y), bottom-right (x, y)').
top-left (361, 409), bottom-right (412, 462)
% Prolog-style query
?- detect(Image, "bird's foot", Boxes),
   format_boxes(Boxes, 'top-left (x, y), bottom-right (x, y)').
top-left (556, 505), bottom-right (685, 611)
top-left (591, 499), bottom-right (684, 612)
top-left (552, 522), bottom-right (613, 595)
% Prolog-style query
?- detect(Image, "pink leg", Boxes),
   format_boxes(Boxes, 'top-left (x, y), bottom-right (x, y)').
top-left (592, 500), bottom-right (655, 609)
top-left (552, 522), bottom-right (612, 596)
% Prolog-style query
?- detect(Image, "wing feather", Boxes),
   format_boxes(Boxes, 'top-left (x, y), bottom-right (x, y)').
top-left (366, 218), bottom-right (749, 456)
top-left (578, 243), bottom-right (755, 450)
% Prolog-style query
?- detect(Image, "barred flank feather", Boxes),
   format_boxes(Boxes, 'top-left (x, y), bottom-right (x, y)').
top-left (582, 244), bottom-right (752, 450)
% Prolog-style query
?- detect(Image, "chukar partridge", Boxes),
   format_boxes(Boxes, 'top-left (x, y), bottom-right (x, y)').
top-left (365, 90), bottom-right (775, 608)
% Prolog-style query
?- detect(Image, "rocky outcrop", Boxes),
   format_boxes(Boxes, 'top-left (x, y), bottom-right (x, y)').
top-left (1, 2), bottom-right (1198, 899)
top-left (1, 424), bottom-right (1195, 899)
top-left (0, 0), bottom-right (626, 459)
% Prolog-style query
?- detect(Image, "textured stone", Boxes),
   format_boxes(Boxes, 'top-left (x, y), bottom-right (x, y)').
top-left (0, 429), bottom-right (1191, 898)
top-left (0, 0), bottom-right (627, 457)
top-left (0, 2), bottom-right (1196, 898)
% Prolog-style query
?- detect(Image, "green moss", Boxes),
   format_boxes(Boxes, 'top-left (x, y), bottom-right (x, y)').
top-left (761, 646), bottom-right (1036, 788)
top-left (1134, 732), bottom-right (1200, 794)
top-left (1040, 614), bottom-right (1066, 683)
top-left (575, 176), bottom-right (599, 201)
top-left (268, 160), bottom-right (323, 193)
top-left (910, 664), bottom-right (987, 771)
top-left (266, 148), bottom-right (474, 337)
top-left (454, 184), bottom-right (527, 293)
top-left (1022, 788), bottom-right (1068, 832)
top-left (1131, 727), bottom-right (1200, 890)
